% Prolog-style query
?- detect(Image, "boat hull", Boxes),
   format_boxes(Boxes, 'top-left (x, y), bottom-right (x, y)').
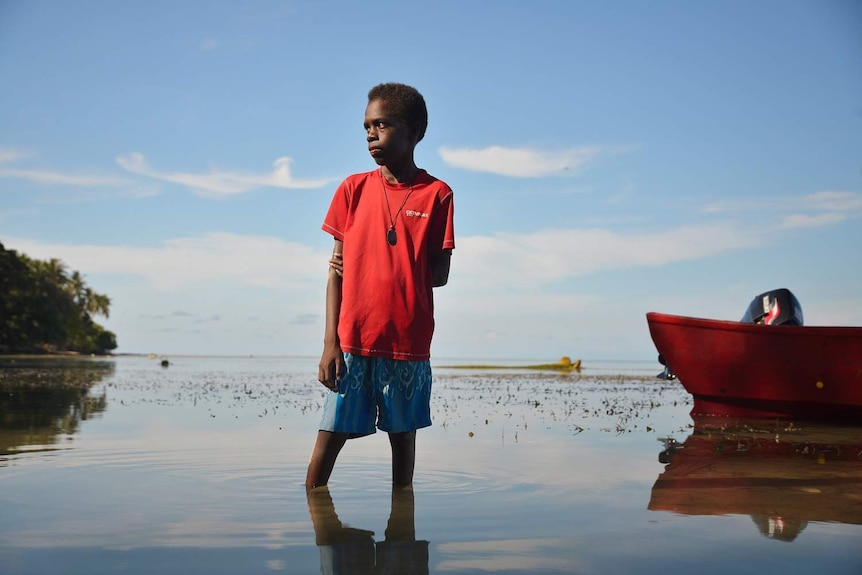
top-left (646, 312), bottom-right (862, 420)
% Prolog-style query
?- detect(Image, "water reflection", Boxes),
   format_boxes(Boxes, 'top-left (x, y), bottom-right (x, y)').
top-left (0, 358), bottom-right (112, 460)
top-left (307, 487), bottom-right (429, 574)
top-left (649, 419), bottom-right (862, 541)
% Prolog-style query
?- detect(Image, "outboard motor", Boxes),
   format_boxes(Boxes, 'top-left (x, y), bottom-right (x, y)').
top-left (656, 353), bottom-right (676, 381)
top-left (655, 288), bottom-right (804, 381)
top-left (740, 288), bottom-right (803, 326)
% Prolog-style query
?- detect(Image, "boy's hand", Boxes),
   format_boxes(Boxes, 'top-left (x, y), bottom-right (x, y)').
top-left (318, 345), bottom-right (345, 391)
top-left (328, 252), bottom-right (344, 277)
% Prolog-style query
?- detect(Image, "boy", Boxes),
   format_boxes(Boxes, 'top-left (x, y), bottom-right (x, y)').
top-left (305, 83), bottom-right (455, 490)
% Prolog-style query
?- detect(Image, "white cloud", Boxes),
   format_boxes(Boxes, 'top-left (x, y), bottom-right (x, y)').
top-left (0, 148), bottom-right (130, 187)
top-left (0, 168), bottom-right (127, 186)
top-left (703, 191), bottom-right (862, 227)
top-left (778, 190), bottom-right (861, 229)
top-left (438, 145), bottom-right (601, 177)
top-left (779, 212), bottom-right (846, 229)
top-left (5, 233), bottom-right (329, 291)
top-left (9, 210), bottom-right (855, 358)
top-left (116, 153), bottom-right (332, 198)
top-left (200, 38), bottom-right (218, 51)
top-left (6, 220), bottom-right (760, 299)
top-left (429, 221), bottom-right (765, 358)
top-left (0, 166), bottom-right (128, 187)
top-left (450, 223), bottom-right (761, 290)
top-left (801, 190), bottom-right (862, 212)
top-left (700, 199), bottom-right (760, 214)
top-left (0, 149), bottom-right (30, 164)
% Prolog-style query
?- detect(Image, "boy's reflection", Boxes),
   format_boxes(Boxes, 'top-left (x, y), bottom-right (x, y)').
top-left (307, 487), bottom-right (429, 575)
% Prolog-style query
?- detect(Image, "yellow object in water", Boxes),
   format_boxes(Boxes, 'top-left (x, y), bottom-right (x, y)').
top-left (442, 356), bottom-right (582, 372)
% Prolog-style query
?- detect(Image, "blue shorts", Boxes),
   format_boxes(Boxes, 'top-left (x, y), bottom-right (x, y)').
top-left (319, 353), bottom-right (432, 437)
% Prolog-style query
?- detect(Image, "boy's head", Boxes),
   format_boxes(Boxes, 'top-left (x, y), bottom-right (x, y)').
top-left (367, 83), bottom-right (428, 144)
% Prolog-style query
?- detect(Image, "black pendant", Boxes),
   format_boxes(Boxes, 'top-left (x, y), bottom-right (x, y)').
top-left (387, 228), bottom-right (398, 246)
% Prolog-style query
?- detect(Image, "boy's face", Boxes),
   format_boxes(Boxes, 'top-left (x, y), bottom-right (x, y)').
top-left (364, 98), bottom-right (415, 167)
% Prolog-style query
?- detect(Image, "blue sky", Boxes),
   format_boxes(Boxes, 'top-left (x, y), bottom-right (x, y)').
top-left (2, 0), bottom-right (860, 361)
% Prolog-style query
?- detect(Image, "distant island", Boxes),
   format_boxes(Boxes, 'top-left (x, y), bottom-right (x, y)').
top-left (441, 356), bottom-right (582, 372)
top-left (0, 242), bottom-right (117, 355)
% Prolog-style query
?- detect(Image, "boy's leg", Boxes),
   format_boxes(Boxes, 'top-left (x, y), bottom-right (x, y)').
top-left (306, 430), bottom-right (349, 489)
top-left (388, 430), bottom-right (416, 487)
top-left (375, 358), bottom-right (430, 487)
top-left (308, 353), bottom-right (376, 489)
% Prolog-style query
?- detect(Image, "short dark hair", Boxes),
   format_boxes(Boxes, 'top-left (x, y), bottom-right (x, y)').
top-left (368, 83), bottom-right (428, 143)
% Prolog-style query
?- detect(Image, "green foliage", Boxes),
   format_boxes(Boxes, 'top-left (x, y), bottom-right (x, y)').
top-left (0, 242), bottom-right (117, 354)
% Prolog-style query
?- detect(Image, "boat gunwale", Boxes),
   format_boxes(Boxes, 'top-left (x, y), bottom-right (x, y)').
top-left (646, 311), bottom-right (862, 338)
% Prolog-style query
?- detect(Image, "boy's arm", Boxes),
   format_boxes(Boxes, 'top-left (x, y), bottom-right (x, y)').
top-left (318, 240), bottom-right (345, 390)
top-left (431, 249), bottom-right (452, 287)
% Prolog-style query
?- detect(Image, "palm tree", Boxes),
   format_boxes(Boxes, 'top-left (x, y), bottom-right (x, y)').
top-left (89, 293), bottom-right (111, 319)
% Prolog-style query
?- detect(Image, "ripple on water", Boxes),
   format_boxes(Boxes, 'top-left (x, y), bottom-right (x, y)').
top-left (319, 459), bottom-right (514, 497)
top-left (5, 440), bottom-right (296, 486)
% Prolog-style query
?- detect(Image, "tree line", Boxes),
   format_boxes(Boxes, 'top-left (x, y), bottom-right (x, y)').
top-left (0, 242), bottom-right (117, 354)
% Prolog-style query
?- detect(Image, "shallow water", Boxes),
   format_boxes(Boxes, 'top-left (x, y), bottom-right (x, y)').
top-left (1, 356), bottom-right (860, 574)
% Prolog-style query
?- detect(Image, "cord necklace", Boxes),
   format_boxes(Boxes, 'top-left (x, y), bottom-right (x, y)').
top-left (380, 170), bottom-right (415, 246)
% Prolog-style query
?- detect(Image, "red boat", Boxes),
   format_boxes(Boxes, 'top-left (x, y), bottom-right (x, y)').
top-left (646, 289), bottom-right (862, 420)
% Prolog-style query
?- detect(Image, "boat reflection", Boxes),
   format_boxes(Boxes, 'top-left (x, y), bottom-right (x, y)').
top-left (649, 418), bottom-right (862, 541)
top-left (306, 487), bottom-right (429, 574)
top-left (0, 358), bottom-right (112, 461)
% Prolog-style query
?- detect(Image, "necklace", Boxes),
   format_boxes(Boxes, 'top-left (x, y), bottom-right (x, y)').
top-left (380, 170), bottom-right (415, 246)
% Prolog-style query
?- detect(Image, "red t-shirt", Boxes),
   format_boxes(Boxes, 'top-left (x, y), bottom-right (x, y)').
top-left (322, 169), bottom-right (455, 361)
